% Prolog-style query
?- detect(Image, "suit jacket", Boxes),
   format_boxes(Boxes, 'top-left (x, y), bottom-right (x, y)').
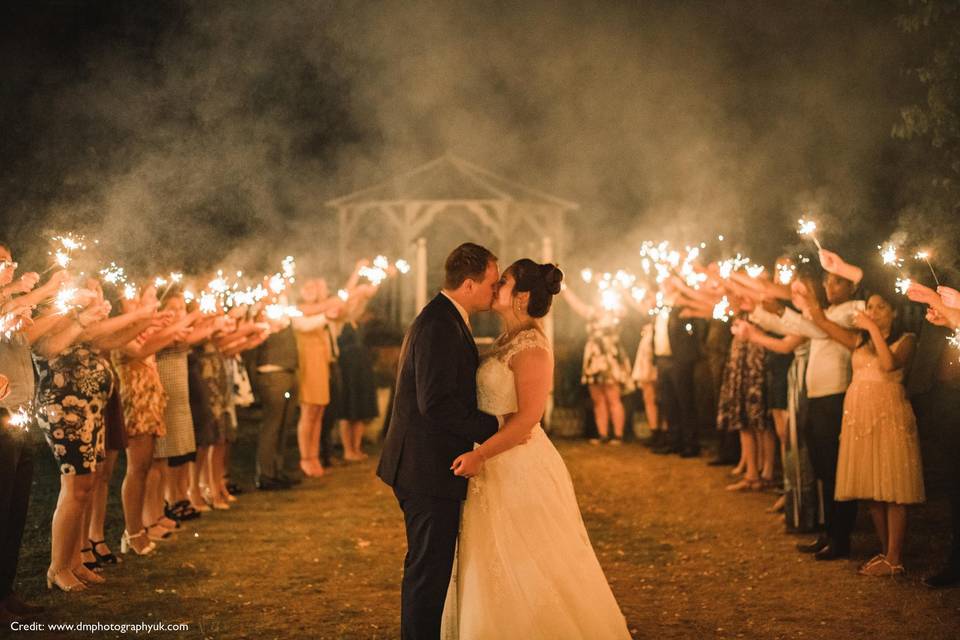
top-left (376, 294), bottom-right (499, 500)
top-left (652, 307), bottom-right (705, 364)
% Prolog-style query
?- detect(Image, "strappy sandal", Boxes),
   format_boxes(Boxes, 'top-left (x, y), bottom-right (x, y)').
top-left (80, 547), bottom-right (102, 572)
top-left (90, 539), bottom-right (120, 565)
top-left (47, 568), bottom-right (86, 592)
top-left (858, 554), bottom-right (886, 573)
top-left (120, 529), bottom-right (157, 556)
top-left (859, 557), bottom-right (905, 577)
top-left (725, 478), bottom-right (762, 492)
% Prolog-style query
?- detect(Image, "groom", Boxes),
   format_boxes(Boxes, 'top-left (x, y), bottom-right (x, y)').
top-left (377, 243), bottom-right (501, 640)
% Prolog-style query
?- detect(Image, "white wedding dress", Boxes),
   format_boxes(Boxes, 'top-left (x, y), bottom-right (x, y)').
top-left (441, 329), bottom-right (631, 640)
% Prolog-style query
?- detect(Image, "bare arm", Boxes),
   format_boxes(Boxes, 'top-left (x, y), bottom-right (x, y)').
top-left (808, 305), bottom-right (859, 351)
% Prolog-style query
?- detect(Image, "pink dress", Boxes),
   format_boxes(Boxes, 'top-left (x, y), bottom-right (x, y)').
top-left (835, 335), bottom-right (924, 505)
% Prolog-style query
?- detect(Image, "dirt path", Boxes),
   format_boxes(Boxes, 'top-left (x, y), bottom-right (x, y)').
top-left (16, 437), bottom-right (960, 639)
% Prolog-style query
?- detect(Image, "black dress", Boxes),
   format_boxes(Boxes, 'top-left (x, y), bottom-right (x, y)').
top-left (337, 322), bottom-right (379, 421)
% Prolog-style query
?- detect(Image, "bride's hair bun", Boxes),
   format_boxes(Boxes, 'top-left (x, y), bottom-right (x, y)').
top-left (508, 259), bottom-right (564, 318)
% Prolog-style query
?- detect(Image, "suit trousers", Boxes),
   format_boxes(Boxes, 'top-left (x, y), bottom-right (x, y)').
top-left (0, 427), bottom-right (34, 599)
top-left (394, 486), bottom-right (461, 640)
top-left (805, 393), bottom-right (857, 547)
top-left (253, 371), bottom-right (297, 481)
top-left (657, 357), bottom-right (700, 452)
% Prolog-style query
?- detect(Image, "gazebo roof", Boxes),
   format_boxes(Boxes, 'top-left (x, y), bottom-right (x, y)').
top-left (326, 153), bottom-right (578, 210)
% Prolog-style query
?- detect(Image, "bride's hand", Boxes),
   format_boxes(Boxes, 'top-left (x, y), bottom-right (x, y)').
top-left (451, 451), bottom-right (485, 478)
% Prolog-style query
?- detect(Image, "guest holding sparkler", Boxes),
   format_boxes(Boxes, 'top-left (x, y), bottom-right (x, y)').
top-left (810, 278), bottom-right (923, 576)
top-left (32, 278), bottom-right (157, 591)
top-left (113, 286), bottom-right (192, 555)
top-left (291, 277), bottom-right (346, 476)
top-left (785, 250), bottom-right (865, 561)
top-left (906, 281), bottom-right (960, 587)
top-left (561, 283), bottom-right (635, 445)
top-left (0, 241), bottom-right (63, 618)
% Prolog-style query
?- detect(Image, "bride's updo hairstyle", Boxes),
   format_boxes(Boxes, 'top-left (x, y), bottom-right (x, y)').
top-left (507, 259), bottom-right (564, 319)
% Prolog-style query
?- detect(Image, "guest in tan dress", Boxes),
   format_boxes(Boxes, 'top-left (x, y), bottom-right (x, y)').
top-left (811, 287), bottom-right (923, 577)
top-left (293, 278), bottom-right (344, 477)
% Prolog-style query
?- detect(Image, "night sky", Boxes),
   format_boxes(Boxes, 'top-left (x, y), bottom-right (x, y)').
top-left (0, 1), bottom-right (948, 280)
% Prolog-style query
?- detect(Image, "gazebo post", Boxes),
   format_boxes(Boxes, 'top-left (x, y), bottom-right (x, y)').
top-left (416, 237), bottom-right (428, 312)
top-left (542, 236), bottom-right (555, 427)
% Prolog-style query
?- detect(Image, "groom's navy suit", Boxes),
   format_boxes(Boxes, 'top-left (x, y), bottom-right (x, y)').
top-left (377, 293), bottom-right (499, 639)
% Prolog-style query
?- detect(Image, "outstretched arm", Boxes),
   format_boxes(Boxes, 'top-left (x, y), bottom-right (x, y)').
top-left (415, 319), bottom-right (499, 445)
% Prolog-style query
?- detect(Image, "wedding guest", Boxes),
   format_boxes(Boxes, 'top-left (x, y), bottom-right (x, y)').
top-left (906, 282), bottom-right (960, 588)
top-left (814, 287), bottom-right (923, 576)
top-left (631, 321), bottom-right (660, 444)
top-left (252, 312), bottom-right (300, 490)
top-left (187, 335), bottom-right (233, 510)
top-left (292, 277), bottom-right (342, 476)
top-left (652, 287), bottom-right (706, 457)
top-left (114, 288), bottom-right (191, 555)
top-left (721, 310), bottom-right (772, 491)
top-left (337, 284), bottom-right (384, 461)
top-left (785, 251), bottom-right (865, 560)
top-left (33, 284), bottom-right (127, 591)
top-left (705, 318), bottom-right (737, 465)
top-left (561, 285), bottom-right (635, 445)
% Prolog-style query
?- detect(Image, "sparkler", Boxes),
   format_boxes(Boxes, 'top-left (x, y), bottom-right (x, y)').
top-left (776, 263), bottom-right (796, 285)
top-left (745, 264), bottom-right (765, 279)
top-left (268, 274), bottom-right (287, 295)
top-left (914, 250), bottom-right (940, 286)
top-left (712, 296), bottom-right (733, 322)
top-left (123, 283), bottom-right (138, 301)
top-left (600, 289), bottom-right (623, 312)
top-left (895, 277), bottom-right (912, 296)
top-left (359, 265), bottom-right (388, 286)
top-left (631, 287), bottom-right (647, 303)
top-left (199, 292), bottom-right (218, 314)
top-left (99, 263), bottom-right (127, 285)
top-left (265, 304), bottom-right (304, 321)
top-left (6, 406), bottom-right (30, 431)
top-left (43, 233), bottom-right (87, 274)
top-left (395, 259), bottom-right (411, 275)
top-left (878, 243), bottom-right (903, 268)
top-left (797, 217), bottom-right (823, 251)
top-left (281, 256), bottom-right (296, 283)
top-left (54, 287), bottom-right (78, 314)
top-left (948, 328), bottom-right (960, 350)
top-left (337, 289), bottom-right (349, 301)
top-left (158, 272), bottom-right (183, 302)
top-left (580, 268), bottom-right (593, 284)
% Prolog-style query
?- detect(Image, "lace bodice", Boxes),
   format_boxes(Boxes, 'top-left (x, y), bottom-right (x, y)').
top-left (477, 329), bottom-right (551, 416)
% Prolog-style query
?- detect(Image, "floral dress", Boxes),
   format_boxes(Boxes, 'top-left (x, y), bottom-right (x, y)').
top-left (580, 311), bottom-right (634, 391)
top-left (188, 341), bottom-right (232, 447)
top-left (34, 342), bottom-right (115, 475)
top-left (716, 333), bottom-right (769, 433)
top-left (114, 346), bottom-right (167, 438)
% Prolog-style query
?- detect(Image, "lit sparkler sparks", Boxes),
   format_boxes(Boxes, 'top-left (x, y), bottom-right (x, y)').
top-left (914, 250), bottom-right (940, 286)
top-left (337, 289), bottom-right (349, 301)
top-left (776, 263), bottom-right (796, 285)
top-left (713, 296), bottom-right (733, 321)
top-left (797, 217), bottom-right (823, 251)
top-left (878, 243), bottom-right (903, 268)
top-left (281, 256), bottom-right (296, 283)
top-left (745, 264), bottom-right (765, 279)
top-left (580, 268), bottom-right (594, 284)
top-left (395, 259), bottom-right (411, 275)
top-left (268, 274), bottom-right (287, 294)
top-left (123, 283), bottom-right (138, 301)
top-left (199, 292), bottom-right (218, 314)
top-left (895, 277), bottom-right (912, 296)
top-left (948, 328), bottom-right (960, 350)
top-left (7, 406), bottom-right (30, 431)
top-left (54, 287), bottom-right (78, 314)
top-left (600, 289), bottom-right (623, 312)
top-left (100, 263), bottom-right (127, 285)
top-left (265, 304), bottom-right (304, 321)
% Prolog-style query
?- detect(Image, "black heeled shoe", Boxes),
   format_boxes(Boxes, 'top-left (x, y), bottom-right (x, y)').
top-left (90, 539), bottom-right (120, 565)
top-left (80, 547), bottom-right (102, 572)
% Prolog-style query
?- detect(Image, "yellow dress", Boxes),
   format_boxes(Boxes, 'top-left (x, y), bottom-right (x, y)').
top-left (294, 322), bottom-right (331, 406)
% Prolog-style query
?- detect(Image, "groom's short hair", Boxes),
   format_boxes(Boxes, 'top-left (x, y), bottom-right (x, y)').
top-left (444, 243), bottom-right (497, 289)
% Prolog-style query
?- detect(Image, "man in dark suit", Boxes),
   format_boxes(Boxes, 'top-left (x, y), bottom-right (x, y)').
top-left (652, 299), bottom-right (706, 457)
top-left (377, 243), bottom-right (501, 639)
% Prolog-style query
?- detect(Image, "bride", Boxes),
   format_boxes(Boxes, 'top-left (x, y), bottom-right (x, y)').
top-left (442, 259), bottom-right (631, 640)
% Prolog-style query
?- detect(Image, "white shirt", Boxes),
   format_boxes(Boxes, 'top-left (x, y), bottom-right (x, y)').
top-left (441, 291), bottom-right (472, 332)
top-left (777, 300), bottom-right (865, 398)
top-left (653, 309), bottom-right (672, 357)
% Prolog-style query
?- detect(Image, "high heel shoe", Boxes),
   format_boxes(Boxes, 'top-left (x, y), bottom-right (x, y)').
top-left (120, 529), bottom-right (157, 556)
top-left (90, 539), bottom-right (120, 565)
top-left (80, 547), bottom-right (102, 572)
top-left (72, 563), bottom-right (105, 585)
top-left (46, 568), bottom-right (86, 592)
top-left (146, 521), bottom-right (173, 541)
